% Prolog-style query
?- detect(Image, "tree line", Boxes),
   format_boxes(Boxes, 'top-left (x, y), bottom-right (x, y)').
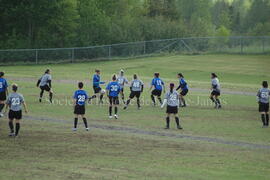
top-left (0, 0), bottom-right (269, 49)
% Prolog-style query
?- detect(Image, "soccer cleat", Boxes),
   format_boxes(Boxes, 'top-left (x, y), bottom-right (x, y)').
top-left (86, 128), bottom-right (89, 131)
top-left (109, 116), bottom-right (113, 119)
top-left (72, 128), bottom-right (77, 131)
top-left (123, 106), bottom-right (127, 110)
top-left (114, 114), bottom-right (118, 119)
top-left (39, 98), bottom-right (42, 103)
top-left (217, 105), bottom-right (222, 109)
top-left (164, 126), bottom-right (170, 129)
top-left (8, 132), bottom-right (15, 137)
top-left (49, 99), bottom-right (53, 103)
top-left (177, 125), bottom-right (183, 130)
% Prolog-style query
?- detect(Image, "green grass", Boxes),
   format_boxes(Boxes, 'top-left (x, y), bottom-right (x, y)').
top-left (1, 54), bottom-right (270, 179)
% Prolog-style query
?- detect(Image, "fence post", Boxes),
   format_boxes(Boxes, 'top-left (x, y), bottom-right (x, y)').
top-left (35, 49), bottom-right (38, 64)
top-left (143, 41), bottom-right (146, 54)
top-left (108, 45), bottom-right (111, 59)
top-left (240, 37), bottom-right (243, 54)
top-left (71, 48), bottom-right (74, 63)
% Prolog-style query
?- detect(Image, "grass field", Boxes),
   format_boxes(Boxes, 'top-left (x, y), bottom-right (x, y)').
top-left (0, 54), bottom-right (270, 180)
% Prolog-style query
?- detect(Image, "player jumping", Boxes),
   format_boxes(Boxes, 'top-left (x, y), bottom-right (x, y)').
top-left (176, 73), bottom-right (189, 107)
top-left (210, 73), bottom-right (221, 108)
top-left (150, 72), bottom-right (165, 106)
top-left (257, 81), bottom-right (270, 128)
top-left (89, 69), bottom-right (105, 104)
top-left (37, 69), bottom-right (53, 103)
top-left (73, 82), bottom-right (89, 131)
top-left (0, 72), bottom-right (8, 117)
top-left (4, 84), bottom-right (28, 137)
top-left (106, 75), bottom-right (121, 119)
top-left (161, 83), bottom-right (182, 129)
top-left (124, 74), bottom-right (144, 110)
top-left (117, 69), bottom-right (128, 104)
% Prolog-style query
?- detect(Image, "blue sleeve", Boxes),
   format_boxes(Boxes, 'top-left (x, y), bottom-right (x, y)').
top-left (85, 92), bottom-right (88, 99)
top-left (5, 80), bottom-right (8, 88)
top-left (151, 79), bottom-right (155, 85)
top-left (73, 91), bottom-right (77, 99)
top-left (161, 79), bottom-right (164, 85)
top-left (100, 81), bottom-right (105, 84)
top-left (106, 83), bottom-right (110, 90)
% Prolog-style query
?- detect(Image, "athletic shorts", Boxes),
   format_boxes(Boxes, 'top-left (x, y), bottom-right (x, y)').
top-left (129, 91), bottom-right (141, 99)
top-left (152, 89), bottom-right (162, 96)
top-left (180, 89), bottom-right (189, 96)
top-left (40, 85), bottom-right (51, 92)
top-left (93, 86), bottom-right (101, 94)
top-left (74, 105), bottom-right (85, 115)
top-left (109, 96), bottom-right (119, 105)
top-left (259, 102), bottom-right (269, 112)
top-left (166, 105), bottom-right (178, 114)
top-left (0, 91), bottom-right (7, 101)
top-left (211, 90), bottom-right (220, 96)
top-left (8, 110), bottom-right (22, 120)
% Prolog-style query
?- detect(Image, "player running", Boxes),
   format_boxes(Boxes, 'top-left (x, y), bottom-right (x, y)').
top-left (210, 73), bottom-right (221, 109)
top-left (0, 72), bottom-right (8, 117)
top-left (257, 81), bottom-right (270, 128)
top-left (36, 69), bottom-right (53, 103)
top-left (161, 83), bottom-right (182, 129)
top-left (124, 74), bottom-right (144, 110)
top-left (73, 82), bottom-right (89, 131)
top-left (4, 84), bottom-right (28, 137)
top-left (150, 72), bottom-right (165, 106)
top-left (117, 69), bottom-right (128, 104)
top-left (176, 73), bottom-right (189, 107)
top-left (106, 75), bottom-right (121, 119)
top-left (89, 69), bottom-right (105, 104)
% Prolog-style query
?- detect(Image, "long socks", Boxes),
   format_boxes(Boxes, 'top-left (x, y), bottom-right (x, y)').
top-left (15, 123), bottom-right (20, 136)
top-left (9, 121), bottom-right (14, 133)
top-left (83, 118), bottom-right (88, 128)
top-left (114, 107), bottom-right (118, 115)
top-left (151, 95), bottom-right (156, 105)
top-left (74, 118), bottom-right (78, 128)
top-left (166, 117), bottom-right (170, 128)
top-left (109, 106), bottom-right (112, 116)
top-left (261, 114), bottom-right (266, 126)
top-left (0, 104), bottom-right (4, 112)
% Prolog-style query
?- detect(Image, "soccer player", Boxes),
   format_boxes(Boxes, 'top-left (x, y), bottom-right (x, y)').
top-left (4, 84), bottom-right (28, 137)
top-left (161, 83), bottom-right (182, 129)
top-left (150, 72), bottom-right (165, 106)
top-left (0, 72), bottom-right (8, 117)
top-left (73, 82), bottom-right (89, 131)
top-left (36, 69), bottom-right (53, 103)
top-left (106, 75), bottom-right (121, 119)
top-left (89, 69), bottom-right (105, 104)
top-left (176, 73), bottom-right (189, 107)
top-left (117, 69), bottom-right (128, 104)
top-left (124, 74), bottom-right (144, 110)
top-left (210, 73), bottom-right (221, 108)
top-left (257, 81), bottom-right (270, 127)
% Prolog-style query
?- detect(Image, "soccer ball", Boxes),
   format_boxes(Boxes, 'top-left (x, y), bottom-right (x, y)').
top-left (100, 89), bottom-right (106, 95)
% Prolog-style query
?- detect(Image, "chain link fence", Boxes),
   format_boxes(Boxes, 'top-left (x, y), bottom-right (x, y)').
top-left (0, 36), bottom-right (269, 65)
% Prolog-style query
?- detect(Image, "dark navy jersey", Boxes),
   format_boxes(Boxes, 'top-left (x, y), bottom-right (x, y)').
top-left (151, 78), bottom-right (164, 91)
top-left (0, 78), bottom-right (8, 92)
top-left (106, 81), bottom-right (120, 97)
top-left (73, 89), bottom-right (88, 106)
top-left (179, 78), bottom-right (188, 90)
top-left (93, 74), bottom-right (105, 87)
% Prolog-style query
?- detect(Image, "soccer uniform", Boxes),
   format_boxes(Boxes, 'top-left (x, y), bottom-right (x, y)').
top-left (0, 77), bottom-right (8, 101)
top-left (39, 74), bottom-right (52, 91)
top-left (257, 88), bottom-right (270, 112)
top-left (117, 76), bottom-right (128, 92)
top-left (164, 91), bottom-right (179, 114)
top-left (151, 77), bottom-right (164, 96)
top-left (6, 92), bottom-right (25, 120)
top-left (129, 79), bottom-right (144, 98)
top-left (73, 89), bottom-right (88, 115)
top-left (93, 74), bottom-right (105, 93)
top-left (106, 81), bottom-right (121, 105)
top-left (176, 78), bottom-right (189, 96)
top-left (211, 77), bottom-right (221, 96)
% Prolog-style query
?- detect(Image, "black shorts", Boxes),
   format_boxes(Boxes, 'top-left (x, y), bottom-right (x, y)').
top-left (0, 91), bottom-right (7, 101)
top-left (259, 102), bottom-right (269, 112)
top-left (211, 90), bottom-right (220, 96)
top-left (40, 85), bottom-right (51, 92)
top-left (152, 89), bottom-right (162, 96)
top-left (166, 105), bottom-right (178, 114)
top-left (74, 105), bottom-right (85, 115)
top-left (8, 110), bottom-right (22, 120)
top-left (109, 96), bottom-right (119, 105)
top-left (93, 86), bottom-right (101, 94)
top-left (129, 91), bottom-right (141, 99)
top-left (180, 89), bottom-right (188, 96)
